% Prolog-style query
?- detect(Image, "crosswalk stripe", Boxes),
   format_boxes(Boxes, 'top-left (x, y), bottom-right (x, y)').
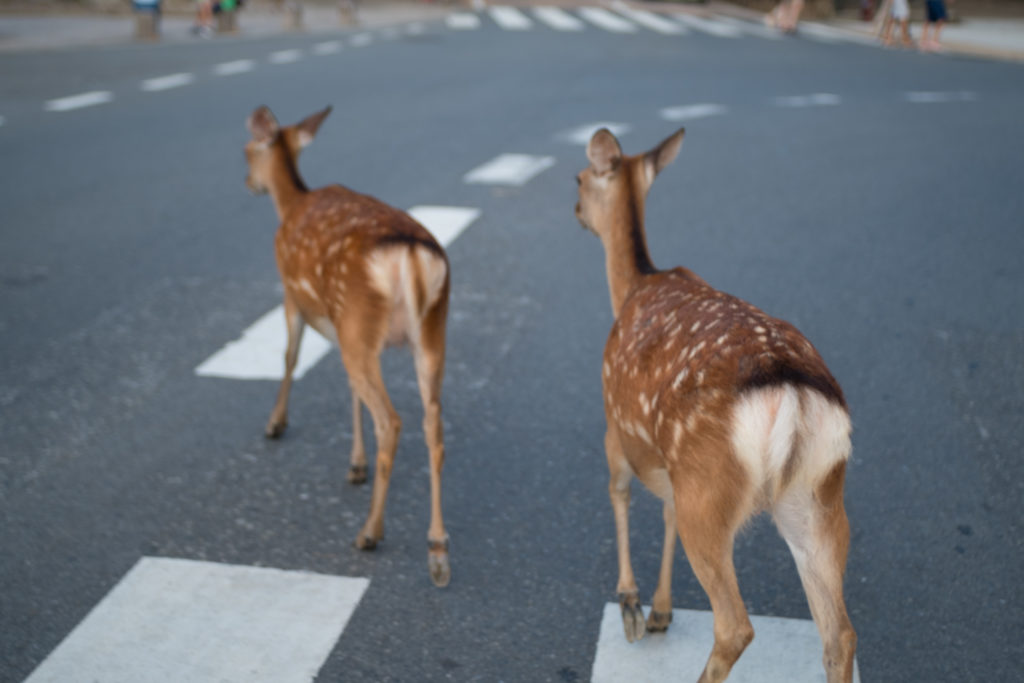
top-left (558, 121), bottom-right (632, 145)
top-left (592, 604), bottom-right (861, 682)
top-left (578, 7), bottom-right (637, 33)
top-left (44, 91), bottom-right (113, 112)
top-left (774, 93), bottom-right (842, 107)
top-left (140, 73), bottom-right (194, 92)
top-left (213, 59), bottom-right (255, 76)
top-left (532, 6), bottom-right (585, 31)
top-left (446, 12), bottom-right (481, 30)
top-left (674, 14), bottom-right (742, 38)
top-left (463, 153), bottom-right (556, 186)
top-left (195, 205), bottom-right (480, 380)
top-left (613, 6), bottom-right (687, 34)
top-left (660, 103), bottom-right (729, 122)
top-left (25, 558), bottom-right (369, 683)
top-left (489, 6), bottom-right (533, 30)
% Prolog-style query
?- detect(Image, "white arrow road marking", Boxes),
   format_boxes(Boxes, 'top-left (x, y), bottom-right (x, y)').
top-left (44, 91), bottom-right (113, 112)
top-left (592, 604), bottom-right (861, 682)
top-left (24, 558), bottom-right (369, 683)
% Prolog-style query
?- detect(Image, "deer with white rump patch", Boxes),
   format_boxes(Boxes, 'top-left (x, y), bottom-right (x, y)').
top-left (574, 128), bottom-right (856, 682)
top-left (245, 105), bottom-right (451, 586)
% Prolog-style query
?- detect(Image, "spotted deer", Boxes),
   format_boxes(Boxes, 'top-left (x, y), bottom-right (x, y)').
top-left (574, 128), bottom-right (856, 682)
top-left (244, 105), bottom-right (451, 586)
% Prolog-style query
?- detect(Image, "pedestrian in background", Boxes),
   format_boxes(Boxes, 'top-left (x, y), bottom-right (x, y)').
top-left (765, 0), bottom-right (805, 34)
top-left (191, 0), bottom-right (214, 36)
top-left (881, 0), bottom-right (914, 47)
top-left (921, 0), bottom-right (949, 51)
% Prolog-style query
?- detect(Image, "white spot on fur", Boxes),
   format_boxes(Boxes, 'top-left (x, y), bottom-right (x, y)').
top-left (690, 320), bottom-right (702, 333)
top-left (672, 367), bottom-right (689, 389)
top-left (636, 424), bottom-right (653, 446)
top-left (715, 334), bottom-right (728, 346)
top-left (673, 420), bottom-right (684, 446)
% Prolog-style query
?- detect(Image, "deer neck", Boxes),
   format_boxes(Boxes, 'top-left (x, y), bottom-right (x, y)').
top-left (266, 147), bottom-right (309, 222)
top-left (601, 193), bottom-right (656, 318)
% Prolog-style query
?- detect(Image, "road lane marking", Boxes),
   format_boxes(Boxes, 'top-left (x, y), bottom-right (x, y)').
top-left (905, 90), bottom-right (977, 103)
top-left (463, 153), bottom-right (555, 186)
top-left (313, 40), bottom-right (342, 55)
top-left (578, 7), bottom-right (637, 33)
top-left (213, 59), bottom-right (255, 76)
top-left (490, 6), bottom-right (533, 30)
top-left (140, 72), bottom-right (195, 92)
top-left (44, 91), bottom-right (113, 112)
top-left (408, 205), bottom-right (482, 246)
top-left (674, 14), bottom-right (742, 38)
top-left (24, 557), bottom-right (369, 683)
top-left (269, 49), bottom-right (303, 64)
top-left (0, 115), bottom-right (5, 127)
top-left (660, 103), bottom-right (729, 121)
top-left (533, 7), bottom-right (585, 31)
top-left (774, 93), bottom-right (842, 107)
top-left (196, 205), bottom-right (480, 380)
top-left (612, 5), bottom-right (686, 34)
top-left (592, 604), bottom-right (861, 682)
top-left (558, 121), bottom-right (632, 145)
top-left (446, 13), bottom-right (481, 30)
top-left (350, 32), bottom-right (373, 46)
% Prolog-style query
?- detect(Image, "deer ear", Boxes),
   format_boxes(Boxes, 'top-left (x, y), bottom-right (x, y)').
top-left (247, 106), bottom-right (279, 144)
top-left (294, 105), bottom-right (332, 149)
top-left (645, 128), bottom-right (685, 181)
top-left (587, 128), bottom-right (622, 174)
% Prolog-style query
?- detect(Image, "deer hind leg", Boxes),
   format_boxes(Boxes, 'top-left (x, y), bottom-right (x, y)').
top-left (673, 453), bottom-right (755, 683)
top-left (346, 352), bottom-right (401, 551)
top-left (412, 312), bottom-right (449, 587)
top-left (605, 426), bottom-right (645, 642)
top-left (266, 295), bottom-right (305, 439)
top-left (773, 463), bottom-right (857, 683)
top-left (647, 499), bottom-right (677, 632)
top-left (347, 386), bottom-right (368, 485)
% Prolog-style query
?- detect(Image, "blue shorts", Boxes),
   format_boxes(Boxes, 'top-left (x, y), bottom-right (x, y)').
top-left (926, 0), bottom-right (948, 23)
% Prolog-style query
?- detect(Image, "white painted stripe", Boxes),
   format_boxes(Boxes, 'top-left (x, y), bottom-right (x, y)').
top-left (464, 153), bottom-right (555, 186)
top-left (195, 305), bottom-right (333, 380)
top-left (592, 604), bottom-right (861, 682)
top-left (613, 5), bottom-right (686, 34)
top-left (405, 22), bottom-right (426, 35)
top-left (269, 49), bottom-right (303, 64)
top-left (716, 15), bottom-right (782, 40)
top-left (578, 7), bottom-right (638, 33)
top-left (446, 13), bottom-right (481, 30)
top-left (213, 59), bottom-right (255, 76)
top-left (44, 91), bottom-right (113, 112)
top-left (140, 72), bottom-right (194, 92)
top-left (313, 40), bottom-right (342, 55)
top-left (0, 115), bottom-right (5, 127)
top-left (25, 557), bottom-right (369, 683)
top-left (407, 205), bottom-right (481, 247)
top-left (905, 90), bottom-right (977, 103)
top-left (490, 6), bottom-right (533, 30)
top-left (774, 93), bottom-right (842, 107)
top-left (674, 14), bottom-right (742, 38)
top-left (558, 121), bottom-right (632, 145)
top-left (533, 7), bottom-right (585, 31)
top-left (350, 32), bottom-right (373, 46)
top-left (660, 103), bottom-right (729, 122)
top-left (196, 205), bottom-right (479, 380)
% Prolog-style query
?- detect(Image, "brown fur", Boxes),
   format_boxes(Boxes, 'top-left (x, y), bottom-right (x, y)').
top-left (245, 105), bottom-right (452, 587)
top-left (576, 128), bottom-right (856, 682)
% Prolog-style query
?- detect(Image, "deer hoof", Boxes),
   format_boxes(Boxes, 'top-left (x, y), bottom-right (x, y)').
top-left (646, 609), bottom-right (673, 632)
top-left (428, 552), bottom-right (450, 587)
top-left (354, 534), bottom-right (378, 551)
top-left (347, 464), bottom-right (368, 485)
top-left (618, 593), bottom-right (646, 643)
top-left (264, 418), bottom-right (287, 439)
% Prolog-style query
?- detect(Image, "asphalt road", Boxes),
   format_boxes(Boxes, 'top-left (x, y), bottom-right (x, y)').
top-left (1, 8), bottom-right (1022, 682)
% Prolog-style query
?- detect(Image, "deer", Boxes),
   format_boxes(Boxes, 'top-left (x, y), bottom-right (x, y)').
top-left (244, 105), bottom-right (451, 587)
top-left (574, 127), bottom-right (857, 682)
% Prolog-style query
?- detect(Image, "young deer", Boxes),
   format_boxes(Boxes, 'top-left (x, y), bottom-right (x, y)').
top-left (575, 128), bottom-right (856, 682)
top-left (244, 105), bottom-right (451, 586)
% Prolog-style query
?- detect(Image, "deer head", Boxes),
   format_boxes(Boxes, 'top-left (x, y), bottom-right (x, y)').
top-left (244, 105), bottom-right (332, 195)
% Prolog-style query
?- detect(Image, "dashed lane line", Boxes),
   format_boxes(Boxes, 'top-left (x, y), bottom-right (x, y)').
top-left (905, 90), bottom-right (978, 103)
top-left (774, 93), bottom-right (842, 107)
top-left (44, 91), bottom-right (114, 112)
top-left (24, 557), bottom-right (369, 683)
top-left (213, 59), bottom-right (256, 76)
top-left (269, 49), bottom-right (303, 64)
top-left (140, 72), bottom-right (195, 92)
top-left (592, 603), bottom-right (861, 682)
top-left (350, 32), bottom-right (374, 46)
top-left (463, 153), bottom-right (556, 186)
top-left (313, 40), bottom-right (343, 55)
top-left (660, 103), bottom-right (729, 122)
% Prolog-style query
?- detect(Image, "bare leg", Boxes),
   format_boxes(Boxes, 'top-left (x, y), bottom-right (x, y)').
top-left (605, 427), bottom-right (645, 642)
top-left (266, 297), bottom-right (304, 438)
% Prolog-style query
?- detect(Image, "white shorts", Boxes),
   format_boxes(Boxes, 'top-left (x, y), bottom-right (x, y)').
top-left (892, 0), bottom-right (910, 21)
